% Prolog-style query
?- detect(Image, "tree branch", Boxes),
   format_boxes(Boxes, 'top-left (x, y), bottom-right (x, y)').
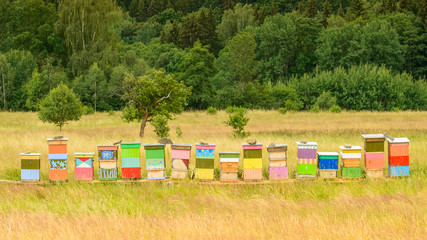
top-left (154, 91), bottom-right (172, 108)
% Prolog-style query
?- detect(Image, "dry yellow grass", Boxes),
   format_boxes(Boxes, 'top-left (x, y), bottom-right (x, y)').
top-left (0, 110), bottom-right (426, 239)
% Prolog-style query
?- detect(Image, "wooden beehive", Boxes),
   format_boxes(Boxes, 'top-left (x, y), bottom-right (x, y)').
top-left (267, 144), bottom-right (288, 180)
top-left (144, 143), bottom-right (166, 180)
top-left (47, 137), bottom-right (68, 181)
top-left (74, 152), bottom-right (94, 181)
top-left (121, 142), bottom-right (141, 179)
top-left (97, 145), bottom-right (118, 181)
top-left (171, 143), bottom-right (192, 179)
top-left (21, 153), bottom-right (41, 181)
top-left (362, 134), bottom-right (385, 178)
top-left (296, 141), bottom-right (317, 178)
top-left (387, 137), bottom-right (410, 177)
top-left (340, 146), bottom-right (362, 178)
top-left (317, 152), bottom-right (339, 178)
top-left (243, 143), bottom-right (263, 181)
top-left (194, 143), bottom-right (216, 180)
top-left (219, 151), bottom-right (240, 182)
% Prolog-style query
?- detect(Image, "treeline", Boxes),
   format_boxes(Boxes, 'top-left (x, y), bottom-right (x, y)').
top-left (0, 0), bottom-right (426, 112)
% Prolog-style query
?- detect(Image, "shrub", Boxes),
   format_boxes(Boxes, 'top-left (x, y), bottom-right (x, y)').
top-left (329, 105), bottom-right (342, 113)
top-left (310, 105), bottom-right (320, 113)
top-left (206, 106), bottom-right (217, 115)
top-left (82, 105), bottom-right (94, 115)
top-left (176, 126), bottom-right (183, 138)
top-left (315, 92), bottom-right (337, 110)
top-left (150, 115), bottom-right (170, 138)
top-left (108, 110), bottom-right (115, 115)
top-left (224, 106), bottom-right (250, 138)
top-left (278, 108), bottom-right (287, 114)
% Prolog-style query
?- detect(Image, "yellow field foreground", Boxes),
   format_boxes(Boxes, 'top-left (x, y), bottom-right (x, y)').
top-left (0, 111), bottom-right (426, 239)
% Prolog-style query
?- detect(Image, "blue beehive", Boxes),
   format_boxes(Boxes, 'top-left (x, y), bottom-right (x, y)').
top-left (317, 152), bottom-right (339, 178)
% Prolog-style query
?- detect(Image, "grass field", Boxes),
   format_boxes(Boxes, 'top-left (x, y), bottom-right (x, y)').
top-left (0, 111), bottom-right (426, 239)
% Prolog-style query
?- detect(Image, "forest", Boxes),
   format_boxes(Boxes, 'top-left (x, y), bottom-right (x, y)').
top-left (0, 0), bottom-right (426, 112)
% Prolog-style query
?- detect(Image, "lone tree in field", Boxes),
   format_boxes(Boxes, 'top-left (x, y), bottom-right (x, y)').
top-left (38, 83), bottom-right (83, 131)
top-left (121, 70), bottom-right (191, 137)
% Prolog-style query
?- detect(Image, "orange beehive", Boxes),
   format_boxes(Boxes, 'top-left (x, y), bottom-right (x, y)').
top-left (47, 137), bottom-right (68, 181)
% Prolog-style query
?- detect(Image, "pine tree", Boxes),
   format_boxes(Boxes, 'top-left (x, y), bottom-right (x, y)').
top-left (181, 13), bottom-right (202, 48)
top-left (398, 0), bottom-right (411, 12)
top-left (321, 0), bottom-right (332, 27)
top-left (297, 2), bottom-right (305, 15)
top-left (222, 0), bottom-right (234, 11)
top-left (306, 0), bottom-right (318, 18)
top-left (350, 0), bottom-right (367, 19)
top-left (338, 3), bottom-right (344, 17)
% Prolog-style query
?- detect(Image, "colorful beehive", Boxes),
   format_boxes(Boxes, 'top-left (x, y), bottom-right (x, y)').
top-left (267, 144), bottom-right (288, 180)
top-left (121, 142), bottom-right (141, 179)
top-left (243, 143), bottom-right (263, 181)
top-left (296, 141), bottom-right (317, 178)
top-left (194, 143), bottom-right (216, 180)
top-left (74, 152), bottom-right (94, 181)
top-left (362, 134), bottom-right (385, 178)
top-left (317, 152), bottom-right (339, 178)
top-left (387, 137), bottom-right (410, 177)
top-left (21, 153), bottom-right (41, 181)
top-left (144, 143), bottom-right (166, 180)
top-left (171, 143), bottom-right (192, 179)
top-left (47, 137), bottom-right (68, 181)
top-left (97, 145), bottom-right (118, 181)
top-left (340, 146), bottom-right (362, 178)
top-left (219, 151), bottom-right (240, 182)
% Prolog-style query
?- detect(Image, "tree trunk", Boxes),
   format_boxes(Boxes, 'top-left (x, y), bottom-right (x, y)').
top-left (2, 73), bottom-right (5, 110)
top-left (81, 8), bottom-right (85, 50)
top-left (94, 78), bottom-right (97, 112)
top-left (139, 117), bottom-right (148, 137)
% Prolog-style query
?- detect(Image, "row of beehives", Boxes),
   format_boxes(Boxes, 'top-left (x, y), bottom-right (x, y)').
top-left (20, 134), bottom-right (410, 181)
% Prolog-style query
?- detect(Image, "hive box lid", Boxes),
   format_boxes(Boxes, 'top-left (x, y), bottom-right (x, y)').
top-left (97, 145), bottom-right (118, 147)
top-left (361, 134), bottom-right (385, 139)
top-left (242, 143), bottom-right (263, 146)
top-left (74, 152), bottom-right (95, 155)
top-left (339, 146), bottom-right (362, 150)
top-left (47, 138), bottom-right (68, 141)
top-left (387, 137), bottom-right (410, 143)
top-left (267, 144), bottom-right (288, 148)
top-left (218, 151), bottom-right (240, 154)
top-left (317, 152), bottom-right (339, 156)
top-left (171, 143), bottom-right (192, 147)
top-left (296, 142), bottom-right (317, 146)
top-left (143, 143), bottom-right (165, 147)
top-left (195, 143), bottom-right (216, 146)
top-left (20, 153), bottom-right (41, 156)
top-left (121, 142), bottom-right (142, 145)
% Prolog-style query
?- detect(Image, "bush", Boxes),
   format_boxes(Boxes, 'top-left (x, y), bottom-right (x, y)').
top-left (278, 108), bottom-right (287, 114)
top-left (206, 106), bottom-right (217, 115)
top-left (329, 105), bottom-right (342, 113)
top-left (82, 105), bottom-right (94, 115)
top-left (315, 92), bottom-right (337, 110)
top-left (310, 105), bottom-right (320, 113)
top-left (224, 106), bottom-right (250, 138)
top-left (150, 115), bottom-right (170, 138)
top-left (108, 110), bottom-right (115, 115)
top-left (176, 126), bottom-right (182, 138)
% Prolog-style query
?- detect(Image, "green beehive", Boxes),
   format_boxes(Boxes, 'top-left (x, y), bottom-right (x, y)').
top-left (342, 167), bottom-right (361, 178)
top-left (297, 164), bottom-right (317, 175)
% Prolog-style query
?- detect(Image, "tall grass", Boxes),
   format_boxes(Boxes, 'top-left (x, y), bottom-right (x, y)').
top-left (0, 111), bottom-right (426, 239)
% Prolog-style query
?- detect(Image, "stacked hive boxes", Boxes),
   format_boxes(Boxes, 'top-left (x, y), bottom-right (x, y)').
top-left (194, 143), bottom-right (216, 180)
top-left (296, 142), bottom-right (317, 178)
top-left (171, 143), bottom-right (192, 179)
top-left (243, 143), bottom-right (263, 181)
top-left (267, 144), bottom-right (288, 180)
top-left (362, 134), bottom-right (385, 178)
top-left (121, 142), bottom-right (141, 179)
top-left (340, 146), bottom-right (362, 178)
top-left (219, 151), bottom-right (240, 182)
top-left (317, 152), bottom-right (339, 178)
top-left (47, 137), bottom-right (68, 181)
top-left (97, 145), bottom-right (118, 181)
top-left (144, 143), bottom-right (166, 180)
top-left (74, 152), bottom-right (94, 181)
top-left (20, 153), bottom-right (41, 181)
top-left (387, 137), bottom-right (410, 177)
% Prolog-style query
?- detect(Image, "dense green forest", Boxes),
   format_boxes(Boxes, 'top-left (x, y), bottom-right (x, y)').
top-left (0, 0), bottom-right (426, 112)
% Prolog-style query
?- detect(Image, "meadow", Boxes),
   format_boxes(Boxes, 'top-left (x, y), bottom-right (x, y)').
top-left (0, 111), bottom-right (426, 239)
